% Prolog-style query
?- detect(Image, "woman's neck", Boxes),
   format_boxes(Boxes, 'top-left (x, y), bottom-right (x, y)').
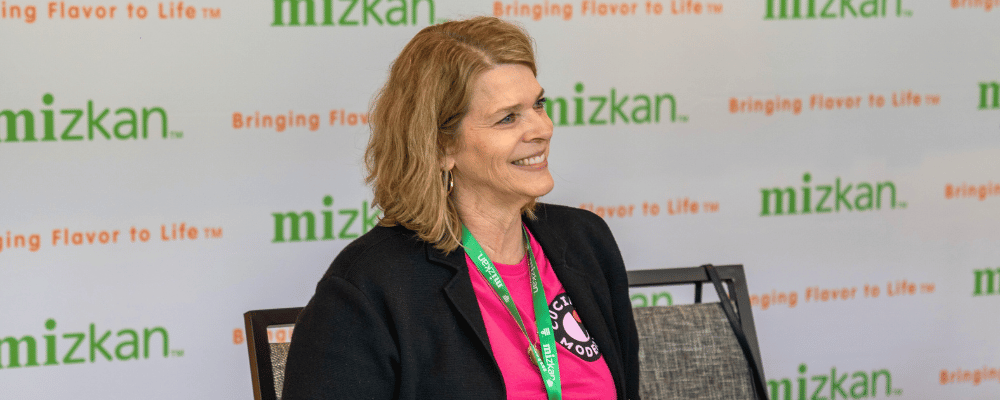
top-left (454, 192), bottom-right (527, 265)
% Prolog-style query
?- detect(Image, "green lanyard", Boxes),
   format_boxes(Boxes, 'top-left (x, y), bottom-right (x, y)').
top-left (462, 225), bottom-right (562, 400)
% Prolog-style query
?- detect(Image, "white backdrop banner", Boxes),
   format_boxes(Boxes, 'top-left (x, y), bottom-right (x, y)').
top-left (1, 0), bottom-right (999, 398)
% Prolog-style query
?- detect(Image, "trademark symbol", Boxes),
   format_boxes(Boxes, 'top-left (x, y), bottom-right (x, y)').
top-left (170, 349), bottom-right (185, 357)
top-left (168, 131), bottom-right (184, 139)
top-left (201, 7), bottom-right (221, 18)
top-left (898, 201), bottom-right (908, 209)
top-left (204, 227), bottom-right (223, 239)
top-left (894, 389), bottom-right (903, 395)
top-left (901, 9), bottom-right (912, 17)
top-left (678, 115), bottom-right (689, 123)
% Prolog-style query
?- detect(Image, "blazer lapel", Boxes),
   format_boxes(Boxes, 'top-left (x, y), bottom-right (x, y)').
top-left (427, 244), bottom-right (497, 361)
top-left (526, 216), bottom-right (626, 399)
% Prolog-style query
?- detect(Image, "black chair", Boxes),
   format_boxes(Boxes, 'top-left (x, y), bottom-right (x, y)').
top-left (628, 264), bottom-right (768, 400)
top-left (244, 307), bottom-right (303, 400)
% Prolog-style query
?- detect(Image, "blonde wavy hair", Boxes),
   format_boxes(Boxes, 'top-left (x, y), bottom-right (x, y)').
top-left (365, 16), bottom-right (538, 253)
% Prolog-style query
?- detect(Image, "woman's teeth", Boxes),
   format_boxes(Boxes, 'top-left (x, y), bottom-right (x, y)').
top-left (513, 154), bottom-right (545, 166)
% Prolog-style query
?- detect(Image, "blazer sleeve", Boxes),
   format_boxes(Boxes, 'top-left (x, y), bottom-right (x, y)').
top-left (281, 275), bottom-right (399, 400)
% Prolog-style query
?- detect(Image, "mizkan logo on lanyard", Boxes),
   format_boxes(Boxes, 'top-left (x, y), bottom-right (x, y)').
top-left (462, 225), bottom-right (562, 400)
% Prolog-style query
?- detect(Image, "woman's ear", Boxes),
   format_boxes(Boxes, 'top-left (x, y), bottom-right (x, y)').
top-left (440, 138), bottom-right (458, 171)
top-left (440, 154), bottom-right (455, 171)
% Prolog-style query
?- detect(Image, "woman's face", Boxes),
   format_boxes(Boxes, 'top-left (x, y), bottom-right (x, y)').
top-left (444, 63), bottom-right (554, 209)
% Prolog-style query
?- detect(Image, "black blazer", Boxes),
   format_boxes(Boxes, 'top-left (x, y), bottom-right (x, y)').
top-left (282, 203), bottom-right (640, 399)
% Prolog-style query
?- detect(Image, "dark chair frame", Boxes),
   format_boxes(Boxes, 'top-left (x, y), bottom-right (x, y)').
top-left (627, 264), bottom-right (767, 394)
top-left (244, 307), bottom-right (303, 400)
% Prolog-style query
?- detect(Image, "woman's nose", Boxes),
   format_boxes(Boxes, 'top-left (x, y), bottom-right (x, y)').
top-left (525, 106), bottom-right (554, 142)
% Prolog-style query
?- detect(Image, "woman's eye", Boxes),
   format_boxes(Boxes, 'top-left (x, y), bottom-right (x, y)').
top-left (498, 113), bottom-right (516, 125)
top-left (534, 97), bottom-right (546, 109)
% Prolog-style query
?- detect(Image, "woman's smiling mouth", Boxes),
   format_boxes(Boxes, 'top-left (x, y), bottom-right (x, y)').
top-left (512, 153), bottom-right (546, 166)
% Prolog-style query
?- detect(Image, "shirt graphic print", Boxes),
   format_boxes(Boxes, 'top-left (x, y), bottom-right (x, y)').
top-left (549, 293), bottom-right (601, 362)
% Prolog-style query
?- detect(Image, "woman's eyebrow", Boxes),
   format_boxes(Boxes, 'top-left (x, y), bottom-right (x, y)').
top-left (488, 88), bottom-right (546, 117)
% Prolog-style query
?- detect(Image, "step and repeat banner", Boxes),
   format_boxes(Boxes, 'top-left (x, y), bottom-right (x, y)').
top-left (2, 0), bottom-right (998, 398)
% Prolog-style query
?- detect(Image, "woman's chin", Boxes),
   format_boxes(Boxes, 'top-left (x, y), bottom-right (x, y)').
top-left (523, 179), bottom-right (555, 201)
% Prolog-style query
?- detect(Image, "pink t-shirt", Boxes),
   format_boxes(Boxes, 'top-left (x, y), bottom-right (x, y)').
top-left (465, 228), bottom-right (616, 400)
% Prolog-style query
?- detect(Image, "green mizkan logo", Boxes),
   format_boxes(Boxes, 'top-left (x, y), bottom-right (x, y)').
top-left (979, 82), bottom-right (999, 110)
top-left (544, 82), bottom-right (687, 127)
top-left (760, 173), bottom-right (907, 217)
top-left (0, 93), bottom-right (179, 143)
top-left (764, 0), bottom-right (912, 19)
top-left (271, 0), bottom-right (438, 26)
top-left (272, 196), bottom-right (381, 243)
top-left (973, 267), bottom-right (1000, 297)
top-left (769, 364), bottom-right (902, 399)
top-left (0, 319), bottom-right (181, 370)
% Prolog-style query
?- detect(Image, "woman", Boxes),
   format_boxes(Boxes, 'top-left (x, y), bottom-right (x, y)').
top-left (282, 16), bottom-right (640, 400)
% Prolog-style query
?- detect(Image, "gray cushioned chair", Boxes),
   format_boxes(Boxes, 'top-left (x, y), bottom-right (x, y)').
top-left (628, 264), bottom-right (768, 400)
top-left (244, 307), bottom-right (303, 400)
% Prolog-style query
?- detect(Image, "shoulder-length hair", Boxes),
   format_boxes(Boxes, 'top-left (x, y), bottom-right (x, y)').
top-left (365, 16), bottom-right (538, 253)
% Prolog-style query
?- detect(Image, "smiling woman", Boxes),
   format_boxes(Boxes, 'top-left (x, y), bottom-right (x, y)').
top-left (281, 16), bottom-right (640, 400)
top-left (443, 64), bottom-right (555, 258)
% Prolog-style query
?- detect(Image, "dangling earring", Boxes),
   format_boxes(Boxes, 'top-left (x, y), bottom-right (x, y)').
top-left (443, 170), bottom-right (454, 194)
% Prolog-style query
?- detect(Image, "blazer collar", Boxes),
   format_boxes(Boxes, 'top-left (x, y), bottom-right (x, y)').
top-left (426, 238), bottom-right (499, 370)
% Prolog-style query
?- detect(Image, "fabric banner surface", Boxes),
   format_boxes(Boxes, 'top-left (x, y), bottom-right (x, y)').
top-left (1, 0), bottom-right (998, 398)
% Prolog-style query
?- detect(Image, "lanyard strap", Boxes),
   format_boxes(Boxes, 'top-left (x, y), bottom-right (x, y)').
top-left (462, 225), bottom-right (562, 400)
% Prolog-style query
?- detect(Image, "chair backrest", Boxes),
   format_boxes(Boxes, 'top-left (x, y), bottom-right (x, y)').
top-left (244, 307), bottom-right (303, 400)
top-left (628, 265), bottom-right (767, 400)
